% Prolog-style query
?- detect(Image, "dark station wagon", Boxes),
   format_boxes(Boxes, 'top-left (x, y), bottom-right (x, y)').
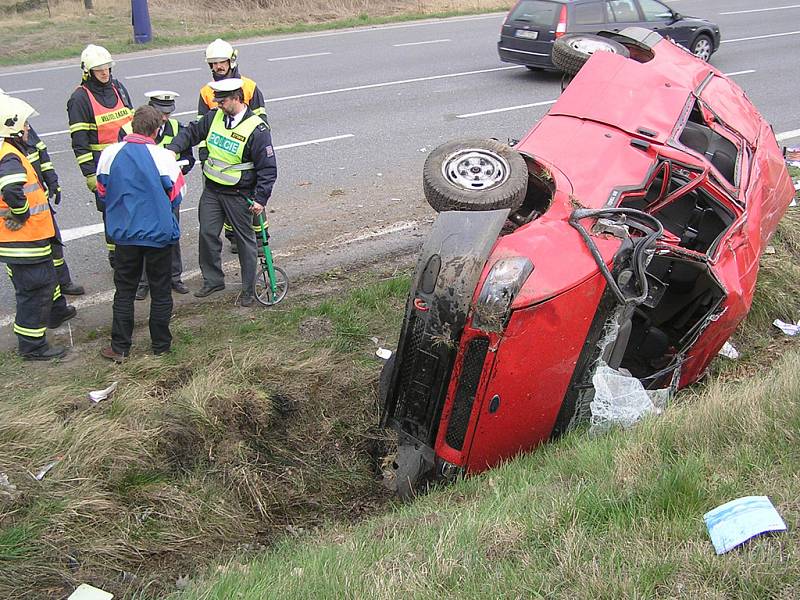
top-left (498, 0), bottom-right (721, 70)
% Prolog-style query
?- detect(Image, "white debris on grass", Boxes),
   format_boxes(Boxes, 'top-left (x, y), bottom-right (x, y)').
top-left (0, 472), bottom-right (19, 502)
top-left (68, 583), bottom-right (113, 600)
top-left (376, 348), bottom-right (393, 360)
top-left (32, 458), bottom-right (61, 481)
top-left (773, 319), bottom-right (800, 336)
top-left (589, 363), bottom-right (669, 435)
top-left (88, 381), bottom-right (118, 403)
top-left (704, 495), bottom-right (787, 555)
top-left (718, 341), bottom-right (740, 360)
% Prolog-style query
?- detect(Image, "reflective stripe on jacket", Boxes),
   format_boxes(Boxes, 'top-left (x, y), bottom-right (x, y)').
top-left (200, 77), bottom-right (257, 112)
top-left (83, 84), bottom-right (132, 152)
top-left (202, 110), bottom-right (261, 186)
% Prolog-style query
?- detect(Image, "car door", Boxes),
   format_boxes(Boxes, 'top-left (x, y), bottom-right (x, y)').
top-left (604, 0), bottom-right (643, 33)
top-left (636, 0), bottom-right (691, 46)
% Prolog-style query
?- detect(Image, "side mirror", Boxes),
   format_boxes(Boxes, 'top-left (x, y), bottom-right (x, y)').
top-left (671, 11), bottom-right (682, 22)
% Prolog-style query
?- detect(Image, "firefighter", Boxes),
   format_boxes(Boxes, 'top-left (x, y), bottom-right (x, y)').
top-left (119, 91), bottom-right (194, 298)
top-left (0, 96), bottom-right (76, 360)
top-left (166, 78), bottom-right (277, 307)
top-left (199, 39), bottom-right (268, 254)
top-left (0, 88), bottom-right (84, 296)
top-left (67, 44), bottom-right (133, 269)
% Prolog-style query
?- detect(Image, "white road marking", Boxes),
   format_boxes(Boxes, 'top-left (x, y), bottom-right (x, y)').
top-left (724, 69), bottom-right (756, 77)
top-left (0, 13), bottom-right (505, 78)
top-left (3, 87), bottom-right (44, 94)
top-left (776, 129), bottom-right (800, 141)
top-left (39, 129), bottom-right (68, 138)
top-left (722, 30), bottom-right (800, 43)
top-left (125, 67), bottom-right (202, 79)
top-left (392, 39), bottom-right (451, 47)
top-left (267, 52), bottom-right (332, 61)
top-left (457, 99), bottom-right (556, 119)
top-left (275, 133), bottom-right (354, 149)
top-left (721, 5), bottom-right (800, 15)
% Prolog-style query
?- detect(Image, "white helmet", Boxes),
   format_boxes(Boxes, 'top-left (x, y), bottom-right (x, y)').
top-left (205, 38), bottom-right (237, 69)
top-left (0, 95), bottom-right (38, 138)
top-left (80, 44), bottom-right (114, 73)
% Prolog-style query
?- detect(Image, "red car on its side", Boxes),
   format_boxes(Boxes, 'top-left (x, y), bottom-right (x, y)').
top-left (380, 28), bottom-right (794, 497)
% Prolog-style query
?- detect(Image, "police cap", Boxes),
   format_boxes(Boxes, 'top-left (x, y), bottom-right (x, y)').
top-left (144, 90), bottom-right (180, 114)
top-left (209, 78), bottom-right (243, 101)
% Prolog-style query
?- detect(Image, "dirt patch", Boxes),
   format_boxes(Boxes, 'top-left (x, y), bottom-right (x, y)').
top-left (298, 316), bottom-right (334, 341)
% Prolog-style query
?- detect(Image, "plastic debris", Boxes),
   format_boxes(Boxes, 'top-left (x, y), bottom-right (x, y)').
top-left (369, 337), bottom-right (380, 345)
top-left (68, 584), bottom-right (113, 600)
top-left (88, 381), bottom-right (118, 403)
top-left (773, 319), bottom-right (800, 336)
top-left (718, 341), bottom-right (740, 360)
top-left (704, 495), bottom-right (787, 555)
top-left (175, 575), bottom-right (190, 590)
top-left (32, 457), bottom-right (61, 481)
top-left (0, 472), bottom-right (19, 502)
top-left (763, 246), bottom-right (775, 255)
top-left (376, 348), bottom-right (393, 360)
top-left (589, 363), bottom-right (669, 435)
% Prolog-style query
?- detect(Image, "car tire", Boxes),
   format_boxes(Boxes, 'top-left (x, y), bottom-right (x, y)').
top-left (690, 34), bottom-right (713, 62)
top-left (423, 138), bottom-right (528, 212)
top-left (552, 33), bottom-right (630, 76)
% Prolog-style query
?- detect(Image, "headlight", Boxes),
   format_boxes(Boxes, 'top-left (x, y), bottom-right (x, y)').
top-left (471, 257), bottom-right (534, 332)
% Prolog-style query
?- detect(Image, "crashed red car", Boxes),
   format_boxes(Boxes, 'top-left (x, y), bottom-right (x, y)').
top-left (379, 28), bottom-right (794, 496)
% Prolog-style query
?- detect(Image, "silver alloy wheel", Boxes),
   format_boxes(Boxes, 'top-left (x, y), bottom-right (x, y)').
top-left (567, 37), bottom-right (624, 56)
top-left (692, 37), bottom-right (712, 61)
top-left (442, 148), bottom-right (511, 191)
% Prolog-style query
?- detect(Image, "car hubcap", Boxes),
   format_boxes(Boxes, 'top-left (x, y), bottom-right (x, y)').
top-left (693, 39), bottom-right (711, 61)
top-left (442, 149), bottom-right (510, 191)
top-left (569, 37), bottom-right (621, 56)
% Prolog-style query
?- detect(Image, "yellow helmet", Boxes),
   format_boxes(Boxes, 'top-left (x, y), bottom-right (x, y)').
top-left (0, 95), bottom-right (38, 138)
top-left (80, 44), bottom-right (114, 73)
top-left (205, 38), bottom-right (237, 69)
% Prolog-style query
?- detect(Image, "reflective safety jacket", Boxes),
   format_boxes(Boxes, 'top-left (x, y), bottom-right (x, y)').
top-left (25, 128), bottom-right (58, 194)
top-left (120, 119), bottom-right (195, 174)
top-left (67, 78), bottom-right (133, 184)
top-left (0, 140), bottom-right (54, 264)
top-left (166, 107), bottom-right (276, 205)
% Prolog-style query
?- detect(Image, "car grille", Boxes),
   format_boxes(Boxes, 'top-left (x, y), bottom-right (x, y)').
top-left (394, 314), bottom-right (427, 419)
top-left (445, 337), bottom-right (489, 451)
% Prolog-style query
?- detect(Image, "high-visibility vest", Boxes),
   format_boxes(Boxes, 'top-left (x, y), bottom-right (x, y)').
top-left (121, 118), bottom-right (179, 147)
top-left (0, 143), bottom-right (54, 252)
top-left (200, 77), bottom-right (257, 111)
top-left (82, 84), bottom-right (133, 152)
top-left (202, 110), bottom-right (261, 186)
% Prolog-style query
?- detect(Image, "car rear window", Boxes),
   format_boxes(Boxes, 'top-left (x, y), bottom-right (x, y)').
top-left (508, 0), bottom-right (561, 26)
top-left (573, 2), bottom-right (606, 25)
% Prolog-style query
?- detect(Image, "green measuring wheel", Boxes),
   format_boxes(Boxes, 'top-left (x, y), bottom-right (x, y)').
top-left (248, 198), bottom-right (289, 306)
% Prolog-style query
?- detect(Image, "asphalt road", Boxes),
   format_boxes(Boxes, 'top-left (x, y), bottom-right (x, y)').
top-left (0, 0), bottom-right (799, 331)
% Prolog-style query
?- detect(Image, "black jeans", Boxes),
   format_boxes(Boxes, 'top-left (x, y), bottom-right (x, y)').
top-left (112, 244), bottom-right (173, 355)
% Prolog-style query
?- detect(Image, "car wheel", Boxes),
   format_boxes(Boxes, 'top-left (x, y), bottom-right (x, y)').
top-left (552, 33), bottom-right (630, 76)
top-left (690, 34), bottom-right (713, 62)
top-left (423, 138), bottom-right (528, 212)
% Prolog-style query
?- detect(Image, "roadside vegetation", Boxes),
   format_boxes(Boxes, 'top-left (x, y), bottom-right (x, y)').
top-left (1, 0), bottom-right (512, 66)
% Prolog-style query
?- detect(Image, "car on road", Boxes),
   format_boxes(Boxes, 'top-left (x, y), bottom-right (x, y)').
top-left (497, 0), bottom-right (720, 71)
top-left (380, 28), bottom-right (794, 497)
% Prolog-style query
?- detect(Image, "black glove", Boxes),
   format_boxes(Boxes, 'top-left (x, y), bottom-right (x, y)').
top-left (50, 185), bottom-right (62, 205)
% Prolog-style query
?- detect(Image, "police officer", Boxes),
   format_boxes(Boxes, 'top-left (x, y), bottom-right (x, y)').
top-left (199, 39), bottom-right (268, 253)
top-left (120, 91), bottom-right (194, 298)
top-left (0, 88), bottom-right (84, 296)
top-left (67, 44), bottom-right (133, 268)
top-left (167, 78), bottom-right (277, 306)
top-left (0, 96), bottom-right (76, 360)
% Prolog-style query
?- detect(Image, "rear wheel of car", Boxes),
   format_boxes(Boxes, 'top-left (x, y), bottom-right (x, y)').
top-left (423, 138), bottom-right (528, 212)
top-left (690, 34), bottom-right (713, 61)
top-left (552, 33), bottom-right (630, 76)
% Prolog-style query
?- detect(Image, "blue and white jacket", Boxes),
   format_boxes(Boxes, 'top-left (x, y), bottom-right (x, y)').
top-left (97, 134), bottom-right (185, 248)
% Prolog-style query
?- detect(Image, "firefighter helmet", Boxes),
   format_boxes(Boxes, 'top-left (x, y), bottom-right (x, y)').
top-left (80, 44), bottom-right (115, 73)
top-left (205, 38), bottom-right (238, 69)
top-left (0, 95), bottom-right (38, 138)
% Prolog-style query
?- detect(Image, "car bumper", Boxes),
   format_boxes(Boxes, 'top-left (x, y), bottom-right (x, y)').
top-left (497, 42), bottom-right (555, 69)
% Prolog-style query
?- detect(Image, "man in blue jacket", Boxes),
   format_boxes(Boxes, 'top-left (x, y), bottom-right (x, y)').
top-left (96, 105), bottom-right (186, 361)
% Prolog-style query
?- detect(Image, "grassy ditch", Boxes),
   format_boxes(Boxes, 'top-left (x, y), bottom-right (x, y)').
top-left (1, 0), bottom-right (511, 66)
top-left (178, 209), bottom-right (800, 599)
top-left (0, 264), bottom-right (411, 598)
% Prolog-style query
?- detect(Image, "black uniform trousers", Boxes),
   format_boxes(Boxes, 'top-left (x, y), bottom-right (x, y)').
top-left (50, 216), bottom-right (74, 287)
top-left (138, 206), bottom-right (183, 288)
top-left (7, 260), bottom-right (69, 355)
top-left (112, 244), bottom-right (173, 355)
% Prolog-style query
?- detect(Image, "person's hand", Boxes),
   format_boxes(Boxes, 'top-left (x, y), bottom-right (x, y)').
top-left (50, 185), bottom-right (62, 205)
top-left (249, 202), bottom-right (265, 216)
top-left (85, 174), bottom-right (97, 193)
top-left (4, 217), bottom-right (24, 231)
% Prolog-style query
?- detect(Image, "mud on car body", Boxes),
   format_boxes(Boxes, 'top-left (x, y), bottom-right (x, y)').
top-left (380, 29), bottom-right (795, 497)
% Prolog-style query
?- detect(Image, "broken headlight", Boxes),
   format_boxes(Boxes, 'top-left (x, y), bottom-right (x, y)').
top-left (471, 257), bottom-right (534, 332)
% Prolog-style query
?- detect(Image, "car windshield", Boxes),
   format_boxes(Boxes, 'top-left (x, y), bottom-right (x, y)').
top-left (508, 0), bottom-right (560, 25)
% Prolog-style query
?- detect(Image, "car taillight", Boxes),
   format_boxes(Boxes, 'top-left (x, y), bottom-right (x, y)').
top-left (555, 5), bottom-right (567, 38)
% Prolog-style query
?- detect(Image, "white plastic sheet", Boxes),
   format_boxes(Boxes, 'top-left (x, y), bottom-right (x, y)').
top-left (589, 363), bottom-right (669, 435)
top-left (773, 319), bottom-right (800, 336)
top-left (704, 495), bottom-right (787, 555)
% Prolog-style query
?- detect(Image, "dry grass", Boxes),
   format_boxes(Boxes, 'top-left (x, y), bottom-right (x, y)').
top-left (1, 0), bottom-right (512, 64)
